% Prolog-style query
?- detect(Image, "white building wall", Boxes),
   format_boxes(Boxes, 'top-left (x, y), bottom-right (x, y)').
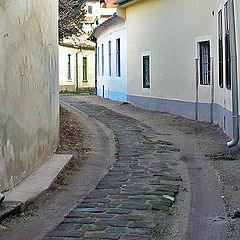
top-left (96, 19), bottom-right (127, 101)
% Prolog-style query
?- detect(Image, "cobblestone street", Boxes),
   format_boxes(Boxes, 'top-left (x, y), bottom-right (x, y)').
top-left (44, 95), bottom-right (182, 240)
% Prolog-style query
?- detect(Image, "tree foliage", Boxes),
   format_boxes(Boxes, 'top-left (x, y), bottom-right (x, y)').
top-left (59, 0), bottom-right (86, 40)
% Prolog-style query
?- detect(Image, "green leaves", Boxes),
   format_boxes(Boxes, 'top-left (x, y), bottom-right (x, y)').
top-left (59, 0), bottom-right (86, 40)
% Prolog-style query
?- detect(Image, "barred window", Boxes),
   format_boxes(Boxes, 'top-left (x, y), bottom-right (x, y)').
top-left (199, 41), bottom-right (210, 85)
top-left (116, 39), bottom-right (121, 77)
top-left (143, 55), bottom-right (150, 88)
top-left (109, 41), bottom-right (111, 76)
top-left (218, 11), bottom-right (223, 88)
top-left (102, 44), bottom-right (104, 76)
top-left (68, 54), bottom-right (71, 80)
top-left (224, 2), bottom-right (231, 90)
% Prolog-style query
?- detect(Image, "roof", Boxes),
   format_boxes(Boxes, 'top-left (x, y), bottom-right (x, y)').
top-left (60, 33), bottom-right (95, 49)
top-left (114, 0), bottom-right (141, 7)
top-left (89, 13), bottom-right (125, 40)
top-left (84, 16), bottom-right (97, 24)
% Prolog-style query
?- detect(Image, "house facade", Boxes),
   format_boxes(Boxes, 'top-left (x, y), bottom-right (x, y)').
top-left (59, 35), bottom-right (95, 92)
top-left (83, 0), bottom-right (117, 34)
top-left (91, 15), bottom-right (127, 101)
top-left (0, 0), bottom-right (59, 190)
top-left (113, 0), bottom-right (240, 140)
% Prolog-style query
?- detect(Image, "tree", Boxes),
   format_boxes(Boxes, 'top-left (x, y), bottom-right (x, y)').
top-left (59, 0), bottom-right (86, 40)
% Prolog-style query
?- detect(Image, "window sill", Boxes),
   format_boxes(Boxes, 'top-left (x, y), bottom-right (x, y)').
top-left (83, 80), bottom-right (88, 83)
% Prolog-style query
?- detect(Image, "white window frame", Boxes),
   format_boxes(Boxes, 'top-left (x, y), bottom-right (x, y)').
top-left (142, 51), bottom-right (151, 89)
top-left (195, 35), bottom-right (213, 87)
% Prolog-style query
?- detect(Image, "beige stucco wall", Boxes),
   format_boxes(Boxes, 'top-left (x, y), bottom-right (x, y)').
top-left (78, 48), bottom-right (95, 89)
top-left (59, 45), bottom-right (76, 91)
top-left (59, 45), bottom-right (95, 91)
top-left (123, 0), bottom-right (240, 136)
top-left (0, 0), bottom-right (59, 190)
top-left (126, 0), bottom-right (217, 101)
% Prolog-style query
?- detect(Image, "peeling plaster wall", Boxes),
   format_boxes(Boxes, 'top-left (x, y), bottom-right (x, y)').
top-left (0, 0), bottom-right (59, 190)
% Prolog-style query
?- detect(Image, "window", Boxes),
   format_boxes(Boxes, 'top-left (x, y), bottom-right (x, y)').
top-left (218, 11), bottom-right (223, 88)
top-left (199, 41), bottom-right (210, 85)
top-left (143, 55), bottom-right (150, 88)
top-left (88, 5), bottom-right (92, 14)
top-left (83, 57), bottom-right (87, 82)
top-left (102, 44), bottom-right (104, 76)
top-left (224, 2), bottom-right (231, 90)
top-left (108, 41), bottom-right (111, 76)
top-left (97, 47), bottom-right (100, 76)
top-left (68, 54), bottom-right (71, 80)
top-left (116, 39), bottom-right (121, 77)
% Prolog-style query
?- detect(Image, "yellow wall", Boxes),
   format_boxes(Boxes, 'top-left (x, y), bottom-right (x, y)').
top-left (59, 45), bottom-right (95, 91)
top-left (125, 0), bottom-right (237, 112)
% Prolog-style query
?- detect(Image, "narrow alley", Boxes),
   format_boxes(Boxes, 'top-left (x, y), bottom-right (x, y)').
top-left (41, 95), bottom-right (239, 240)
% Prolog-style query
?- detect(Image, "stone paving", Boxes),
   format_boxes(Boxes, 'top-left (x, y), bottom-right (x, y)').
top-left (43, 95), bottom-right (182, 240)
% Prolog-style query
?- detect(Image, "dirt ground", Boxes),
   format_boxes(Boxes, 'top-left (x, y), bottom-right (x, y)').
top-left (0, 106), bottom-right (94, 240)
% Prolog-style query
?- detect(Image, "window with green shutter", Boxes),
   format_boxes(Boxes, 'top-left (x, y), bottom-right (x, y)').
top-left (83, 57), bottom-right (88, 82)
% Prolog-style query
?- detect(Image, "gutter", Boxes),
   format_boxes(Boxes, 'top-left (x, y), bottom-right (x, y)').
top-left (227, 0), bottom-right (239, 147)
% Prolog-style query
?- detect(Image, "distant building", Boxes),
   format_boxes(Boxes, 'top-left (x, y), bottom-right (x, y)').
top-left (59, 34), bottom-right (95, 92)
top-left (0, 0), bottom-right (59, 190)
top-left (83, 0), bottom-right (117, 34)
top-left (91, 15), bottom-right (127, 101)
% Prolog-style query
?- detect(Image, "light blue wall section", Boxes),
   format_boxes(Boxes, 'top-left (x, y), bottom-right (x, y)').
top-left (97, 87), bottom-right (127, 102)
top-left (127, 94), bottom-right (233, 138)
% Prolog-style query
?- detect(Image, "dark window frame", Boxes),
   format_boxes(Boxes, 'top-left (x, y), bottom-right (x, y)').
top-left (68, 54), bottom-right (71, 80)
top-left (116, 38), bottom-right (121, 77)
top-left (83, 57), bottom-right (88, 82)
top-left (143, 55), bottom-right (150, 89)
top-left (102, 44), bottom-right (104, 76)
top-left (224, 2), bottom-right (231, 90)
top-left (108, 41), bottom-right (111, 76)
top-left (218, 10), bottom-right (224, 88)
top-left (199, 41), bottom-right (211, 86)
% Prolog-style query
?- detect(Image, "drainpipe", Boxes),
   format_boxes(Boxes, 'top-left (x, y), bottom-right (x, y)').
top-left (95, 42), bottom-right (98, 95)
top-left (75, 47), bottom-right (82, 91)
top-left (227, 0), bottom-right (239, 147)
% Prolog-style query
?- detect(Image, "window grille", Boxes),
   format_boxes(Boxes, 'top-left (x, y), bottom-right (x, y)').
top-left (102, 44), bottom-right (104, 76)
top-left (218, 11), bottom-right (223, 88)
top-left (68, 54), bottom-right (71, 80)
top-left (116, 39), bottom-right (121, 77)
top-left (199, 41), bottom-right (210, 85)
top-left (224, 2), bottom-right (231, 90)
top-left (109, 41), bottom-right (111, 76)
top-left (143, 55), bottom-right (150, 88)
